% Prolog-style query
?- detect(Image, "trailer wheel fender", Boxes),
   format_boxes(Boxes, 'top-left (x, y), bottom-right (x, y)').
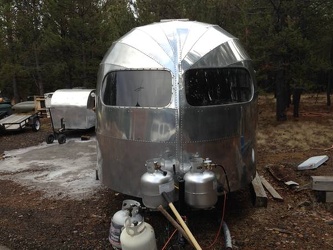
top-left (32, 118), bottom-right (41, 132)
top-left (58, 134), bottom-right (66, 144)
top-left (46, 134), bottom-right (55, 144)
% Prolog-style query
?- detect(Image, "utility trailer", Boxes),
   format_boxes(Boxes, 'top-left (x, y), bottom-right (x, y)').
top-left (0, 112), bottom-right (41, 132)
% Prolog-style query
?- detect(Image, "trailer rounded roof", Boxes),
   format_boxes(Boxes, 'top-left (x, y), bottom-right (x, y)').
top-left (101, 20), bottom-right (251, 74)
top-left (51, 89), bottom-right (95, 107)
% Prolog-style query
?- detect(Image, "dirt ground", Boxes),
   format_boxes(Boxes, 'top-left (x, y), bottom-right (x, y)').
top-left (1, 94), bottom-right (333, 250)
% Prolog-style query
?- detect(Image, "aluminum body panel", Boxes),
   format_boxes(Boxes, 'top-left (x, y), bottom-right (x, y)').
top-left (51, 89), bottom-right (96, 130)
top-left (96, 107), bottom-right (177, 142)
top-left (179, 101), bottom-right (258, 191)
top-left (96, 137), bottom-right (177, 197)
top-left (96, 20), bottom-right (258, 197)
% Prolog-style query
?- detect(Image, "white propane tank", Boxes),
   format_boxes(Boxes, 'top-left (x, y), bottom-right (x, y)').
top-left (120, 217), bottom-right (157, 250)
top-left (109, 200), bottom-right (143, 249)
top-left (141, 158), bottom-right (174, 209)
top-left (184, 154), bottom-right (218, 209)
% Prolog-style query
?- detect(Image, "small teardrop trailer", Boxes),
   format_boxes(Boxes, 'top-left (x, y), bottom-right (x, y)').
top-left (96, 20), bottom-right (258, 209)
top-left (46, 89), bottom-right (96, 144)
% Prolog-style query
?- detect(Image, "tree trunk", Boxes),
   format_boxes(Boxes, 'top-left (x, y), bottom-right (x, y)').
top-left (293, 88), bottom-right (303, 117)
top-left (34, 44), bottom-right (44, 95)
top-left (82, 43), bottom-right (88, 88)
top-left (328, 36), bottom-right (333, 106)
top-left (13, 73), bottom-right (19, 104)
top-left (275, 69), bottom-right (287, 121)
top-left (327, 72), bottom-right (331, 106)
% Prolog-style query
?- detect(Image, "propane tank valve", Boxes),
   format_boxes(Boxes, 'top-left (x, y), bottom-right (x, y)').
top-left (204, 158), bottom-right (212, 165)
top-left (203, 157), bottom-right (215, 170)
top-left (153, 162), bottom-right (167, 176)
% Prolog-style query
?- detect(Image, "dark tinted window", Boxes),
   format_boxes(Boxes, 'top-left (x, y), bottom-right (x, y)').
top-left (102, 70), bottom-right (172, 107)
top-left (185, 68), bottom-right (252, 106)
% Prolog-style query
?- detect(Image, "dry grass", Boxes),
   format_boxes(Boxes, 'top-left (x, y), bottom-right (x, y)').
top-left (257, 93), bottom-right (333, 153)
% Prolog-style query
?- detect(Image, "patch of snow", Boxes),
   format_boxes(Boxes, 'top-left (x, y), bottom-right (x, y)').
top-left (0, 137), bottom-right (104, 200)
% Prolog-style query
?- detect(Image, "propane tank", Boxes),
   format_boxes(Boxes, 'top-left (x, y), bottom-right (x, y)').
top-left (120, 217), bottom-right (157, 250)
top-left (184, 154), bottom-right (218, 209)
top-left (141, 158), bottom-right (174, 209)
top-left (109, 200), bottom-right (143, 249)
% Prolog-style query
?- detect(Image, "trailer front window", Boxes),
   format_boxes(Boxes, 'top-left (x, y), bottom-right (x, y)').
top-left (102, 70), bottom-right (172, 107)
top-left (185, 68), bottom-right (252, 106)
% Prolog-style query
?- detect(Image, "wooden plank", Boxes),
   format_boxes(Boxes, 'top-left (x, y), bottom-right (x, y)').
top-left (251, 172), bottom-right (268, 207)
top-left (34, 96), bottom-right (47, 117)
top-left (260, 176), bottom-right (283, 201)
top-left (311, 176), bottom-right (333, 191)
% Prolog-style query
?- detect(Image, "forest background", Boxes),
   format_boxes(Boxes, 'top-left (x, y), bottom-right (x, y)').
top-left (0, 0), bottom-right (333, 118)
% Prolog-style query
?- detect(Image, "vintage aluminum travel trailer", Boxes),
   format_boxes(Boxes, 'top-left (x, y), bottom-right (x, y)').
top-left (50, 89), bottom-right (96, 130)
top-left (96, 20), bottom-right (258, 209)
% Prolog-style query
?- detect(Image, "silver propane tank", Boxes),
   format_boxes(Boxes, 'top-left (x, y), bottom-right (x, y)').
top-left (184, 154), bottom-right (218, 209)
top-left (120, 217), bottom-right (157, 250)
top-left (109, 200), bottom-right (143, 249)
top-left (141, 158), bottom-right (174, 209)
